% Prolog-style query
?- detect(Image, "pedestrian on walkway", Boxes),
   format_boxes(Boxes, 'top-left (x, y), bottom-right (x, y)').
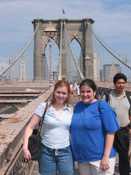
top-left (70, 78), bottom-right (119, 175)
top-left (23, 80), bottom-right (74, 175)
top-left (73, 82), bottom-right (80, 96)
top-left (104, 73), bottom-right (131, 175)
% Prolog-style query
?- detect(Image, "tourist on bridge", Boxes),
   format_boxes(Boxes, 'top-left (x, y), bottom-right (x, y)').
top-left (70, 79), bottom-right (119, 175)
top-left (103, 73), bottom-right (131, 175)
top-left (23, 80), bottom-right (74, 175)
top-left (73, 82), bottom-right (80, 96)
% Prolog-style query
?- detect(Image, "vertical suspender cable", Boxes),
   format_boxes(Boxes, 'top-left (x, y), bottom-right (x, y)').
top-left (58, 21), bottom-right (63, 80)
top-left (64, 27), bottom-right (85, 80)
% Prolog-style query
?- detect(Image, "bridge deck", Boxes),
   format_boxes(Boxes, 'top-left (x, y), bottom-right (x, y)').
top-left (0, 99), bottom-right (33, 103)
top-left (0, 87), bottom-right (53, 175)
top-left (0, 93), bottom-right (40, 97)
top-left (0, 85), bottom-right (130, 175)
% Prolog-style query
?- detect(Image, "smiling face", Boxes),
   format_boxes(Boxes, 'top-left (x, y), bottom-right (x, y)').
top-left (80, 85), bottom-right (96, 104)
top-left (54, 86), bottom-right (69, 105)
top-left (51, 80), bottom-right (70, 106)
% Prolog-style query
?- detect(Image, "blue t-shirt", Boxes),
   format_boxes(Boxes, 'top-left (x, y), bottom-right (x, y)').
top-left (70, 100), bottom-right (119, 163)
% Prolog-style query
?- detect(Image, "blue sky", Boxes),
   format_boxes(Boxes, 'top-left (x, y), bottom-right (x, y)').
top-left (0, 0), bottom-right (131, 78)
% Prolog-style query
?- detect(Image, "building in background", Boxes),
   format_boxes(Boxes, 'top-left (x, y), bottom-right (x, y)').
top-left (103, 64), bottom-right (121, 81)
top-left (93, 53), bottom-right (100, 81)
top-left (100, 69), bottom-right (104, 81)
top-left (19, 60), bottom-right (26, 80)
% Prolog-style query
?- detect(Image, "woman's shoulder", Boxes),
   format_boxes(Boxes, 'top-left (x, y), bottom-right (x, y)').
top-left (98, 99), bottom-right (113, 111)
top-left (33, 101), bottom-right (48, 117)
top-left (35, 101), bottom-right (50, 112)
top-left (98, 99), bottom-right (107, 106)
top-left (74, 101), bottom-right (83, 107)
top-left (37, 101), bottom-right (47, 108)
top-left (64, 104), bottom-right (73, 113)
top-left (73, 101), bottom-right (84, 111)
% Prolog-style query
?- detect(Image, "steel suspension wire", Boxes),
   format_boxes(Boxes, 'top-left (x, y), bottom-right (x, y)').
top-left (0, 22), bottom-right (40, 78)
top-left (58, 21), bottom-right (63, 80)
top-left (69, 48), bottom-right (85, 80)
top-left (64, 28), bottom-right (85, 80)
top-left (93, 31), bottom-right (131, 71)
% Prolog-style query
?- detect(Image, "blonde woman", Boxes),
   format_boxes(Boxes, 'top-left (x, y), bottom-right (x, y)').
top-left (23, 80), bottom-right (74, 175)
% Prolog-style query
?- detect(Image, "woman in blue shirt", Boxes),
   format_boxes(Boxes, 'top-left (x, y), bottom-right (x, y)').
top-left (70, 79), bottom-right (119, 175)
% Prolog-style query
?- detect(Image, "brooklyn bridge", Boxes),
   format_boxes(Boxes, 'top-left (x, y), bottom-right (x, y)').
top-left (0, 18), bottom-right (131, 175)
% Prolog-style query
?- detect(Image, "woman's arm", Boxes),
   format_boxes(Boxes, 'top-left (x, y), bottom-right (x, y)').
top-left (100, 133), bottom-right (114, 171)
top-left (98, 101), bottom-right (119, 170)
top-left (23, 114), bottom-right (41, 160)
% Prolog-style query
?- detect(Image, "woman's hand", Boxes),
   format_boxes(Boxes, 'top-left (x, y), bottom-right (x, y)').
top-left (100, 155), bottom-right (110, 171)
top-left (23, 145), bottom-right (31, 161)
top-left (23, 115), bottom-right (41, 161)
top-left (100, 133), bottom-right (114, 171)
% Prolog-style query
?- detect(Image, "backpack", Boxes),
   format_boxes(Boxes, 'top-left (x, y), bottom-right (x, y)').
top-left (114, 124), bottom-right (130, 155)
top-left (103, 90), bottom-right (131, 108)
top-left (98, 99), bottom-right (130, 156)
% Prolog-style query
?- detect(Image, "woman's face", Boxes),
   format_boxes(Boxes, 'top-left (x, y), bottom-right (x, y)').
top-left (54, 86), bottom-right (68, 105)
top-left (80, 85), bottom-right (95, 103)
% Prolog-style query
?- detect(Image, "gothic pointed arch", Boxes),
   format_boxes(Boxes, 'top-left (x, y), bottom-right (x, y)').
top-left (33, 19), bottom-right (94, 80)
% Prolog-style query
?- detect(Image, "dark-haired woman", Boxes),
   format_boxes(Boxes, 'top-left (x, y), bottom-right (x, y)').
top-left (23, 80), bottom-right (74, 175)
top-left (70, 79), bottom-right (119, 175)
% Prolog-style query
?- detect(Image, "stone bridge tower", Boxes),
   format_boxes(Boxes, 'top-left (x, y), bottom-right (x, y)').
top-left (32, 18), bottom-right (94, 80)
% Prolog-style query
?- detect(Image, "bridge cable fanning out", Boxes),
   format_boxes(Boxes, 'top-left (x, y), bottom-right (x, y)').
top-left (0, 22), bottom-right (40, 78)
top-left (92, 31), bottom-right (131, 71)
top-left (64, 27), bottom-right (85, 80)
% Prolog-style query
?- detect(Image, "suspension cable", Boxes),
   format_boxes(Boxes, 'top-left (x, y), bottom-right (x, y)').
top-left (68, 46), bottom-right (85, 80)
top-left (64, 28), bottom-right (85, 80)
top-left (0, 22), bottom-right (40, 78)
top-left (58, 21), bottom-right (63, 80)
top-left (92, 31), bottom-right (131, 71)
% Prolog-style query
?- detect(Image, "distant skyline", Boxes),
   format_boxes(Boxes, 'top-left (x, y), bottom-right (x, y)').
top-left (0, 0), bottom-right (131, 79)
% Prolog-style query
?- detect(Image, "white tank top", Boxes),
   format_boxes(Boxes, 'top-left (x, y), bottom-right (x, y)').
top-left (33, 102), bottom-right (73, 149)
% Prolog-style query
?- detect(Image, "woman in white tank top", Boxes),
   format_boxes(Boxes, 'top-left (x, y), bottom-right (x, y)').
top-left (23, 80), bottom-right (74, 175)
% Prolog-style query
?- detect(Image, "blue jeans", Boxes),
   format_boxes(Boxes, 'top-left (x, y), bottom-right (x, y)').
top-left (39, 144), bottom-right (74, 175)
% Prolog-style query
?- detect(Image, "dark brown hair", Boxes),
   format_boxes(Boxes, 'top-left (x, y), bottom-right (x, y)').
top-left (113, 73), bottom-right (127, 84)
top-left (51, 80), bottom-right (71, 105)
top-left (80, 79), bottom-right (97, 92)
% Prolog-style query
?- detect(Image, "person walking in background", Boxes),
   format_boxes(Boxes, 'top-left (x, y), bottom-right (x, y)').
top-left (70, 79), bottom-right (119, 175)
top-left (104, 73), bottom-right (131, 175)
top-left (105, 73), bottom-right (130, 128)
top-left (23, 80), bottom-right (74, 175)
top-left (73, 82), bottom-right (80, 96)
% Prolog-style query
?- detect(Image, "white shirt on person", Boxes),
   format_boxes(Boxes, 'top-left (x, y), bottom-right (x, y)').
top-left (33, 102), bottom-right (73, 149)
top-left (109, 90), bottom-right (130, 127)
